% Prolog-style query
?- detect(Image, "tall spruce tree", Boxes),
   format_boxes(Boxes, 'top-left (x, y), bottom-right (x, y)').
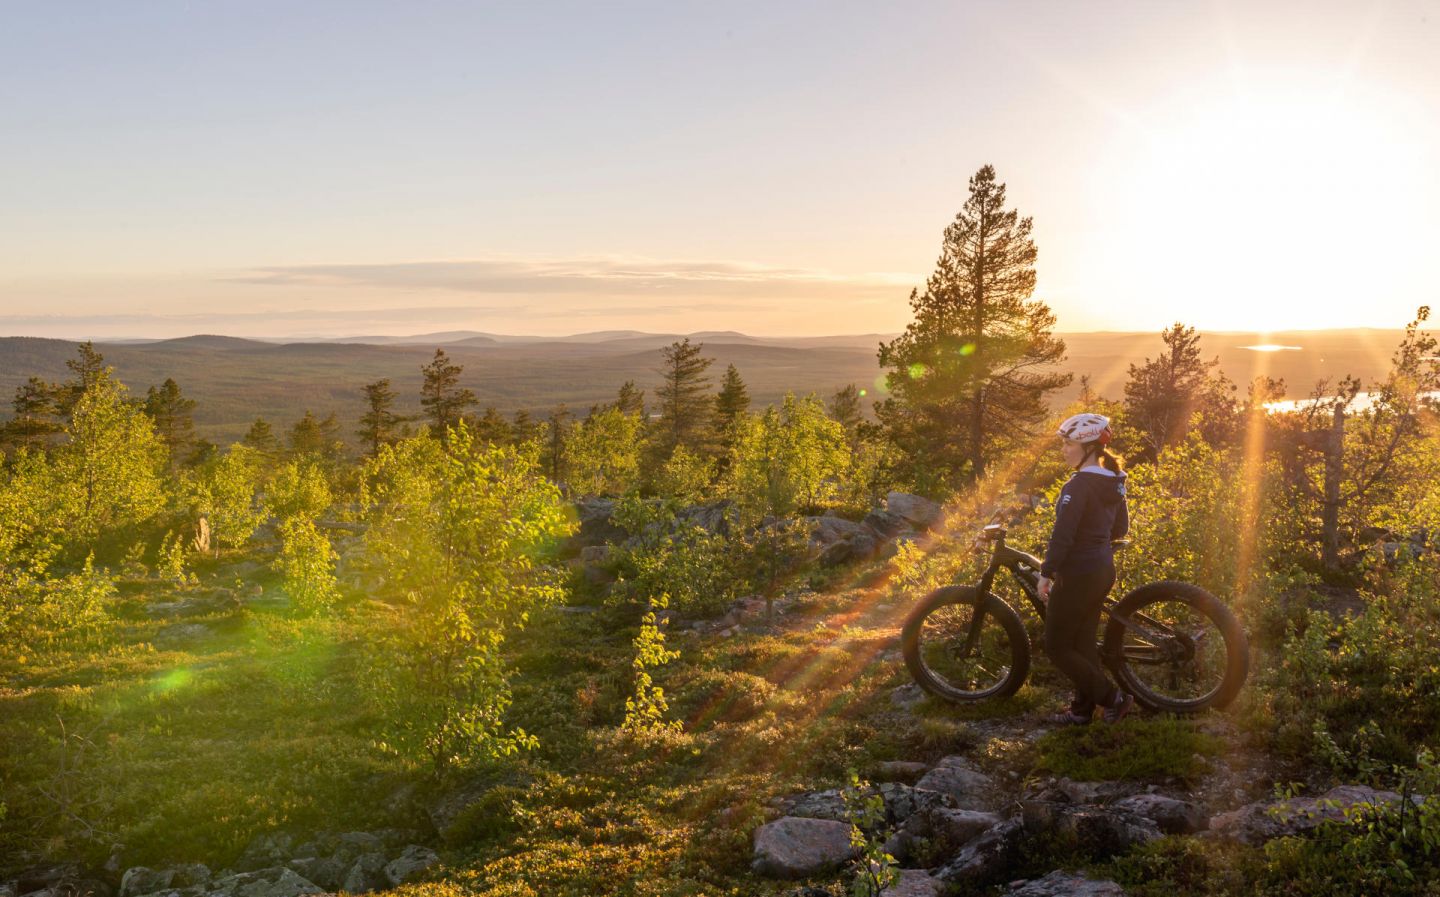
top-left (877, 165), bottom-right (1070, 492)
top-left (242, 417), bottom-right (281, 461)
top-left (357, 378), bottom-right (401, 456)
top-left (652, 338), bottom-right (714, 461)
top-left (420, 348), bottom-right (478, 437)
top-left (3, 377), bottom-right (63, 450)
top-left (827, 384), bottom-right (863, 451)
top-left (144, 378), bottom-right (198, 469)
top-left (615, 380), bottom-right (646, 417)
top-left (1123, 323), bottom-right (1226, 461)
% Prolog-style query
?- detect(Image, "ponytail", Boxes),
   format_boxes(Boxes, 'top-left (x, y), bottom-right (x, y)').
top-left (1098, 447), bottom-right (1124, 474)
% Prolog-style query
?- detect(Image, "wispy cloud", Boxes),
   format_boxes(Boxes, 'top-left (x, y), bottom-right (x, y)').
top-left (225, 255), bottom-right (913, 297)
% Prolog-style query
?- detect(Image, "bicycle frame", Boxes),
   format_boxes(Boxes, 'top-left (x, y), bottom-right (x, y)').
top-left (966, 523), bottom-right (1182, 661)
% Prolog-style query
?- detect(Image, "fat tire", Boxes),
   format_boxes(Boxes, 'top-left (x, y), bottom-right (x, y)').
top-left (901, 585), bottom-right (1031, 703)
top-left (1102, 580), bottom-right (1249, 713)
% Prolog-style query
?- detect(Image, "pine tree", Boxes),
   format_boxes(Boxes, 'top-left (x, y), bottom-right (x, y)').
top-left (1123, 323), bottom-right (1227, 460)
top-left (56, 342), bottom-right (109, 416)
top-left (420, 348), bottom-right (478, 437)
top-left (542, 405), bottom-right (572, 484)
top-left (3, 377), bottom-right (63, 450)
top-left (615, 380), bottom-right (646, 417)
top-left (652, 338), bottom-right (714, 461)
top-left (876, 165), bottom-right (1070, 492)
top-left (827, 384), bottom-right (863, 450)
top-left (511, 409), bottom-right (541, 445)
top-left (242, 417), bottom-right (281, 461)
top-left (714, 364), bottom-right (750, 437)
top-left (473, 407), bottom-right (514, 445)
top-left (357, 378), bottom-right (401, 456)
top-left (289, 410), bottom-right (343, 462)
top-left (144, 378), bottom-right (198, 469)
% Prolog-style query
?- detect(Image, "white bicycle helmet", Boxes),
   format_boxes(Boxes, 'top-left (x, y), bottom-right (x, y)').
top-left (1058, 412), bottom-right (1112, 445)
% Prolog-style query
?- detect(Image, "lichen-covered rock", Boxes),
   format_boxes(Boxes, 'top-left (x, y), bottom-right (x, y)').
top-left (774, 783), bottom-right (953, 828)
top-left (1208, 784), bottom-right (1403, 845)
top-left (340, 853), bottom-right (388, 895)
top-left (934, 819), bottom-right (1026, 887)
top-left (751, 817), bottom-right (857, 879)
top-left (886, 807), bottom-right (1002, 865)
top-left (886, 493), bottom-right (942, 530)
top-left (1004, 870), bottom-right (1127, 896)
top-left (383, 846), bottom-right (440, 887)
top-left (1113, 793), bottom-right (1208, 835)
top-left (1021, 800), bottom-right (1162, 856)
top-left (887, 869), bottom-right (943, 897)
top-left (915, 756), bottom-right (1003, 812)
top-left (201, 867), bottom-right (321, 897)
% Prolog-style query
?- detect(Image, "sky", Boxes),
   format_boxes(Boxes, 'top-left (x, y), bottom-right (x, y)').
top-left (2, 0), bottom-right (1438, 340)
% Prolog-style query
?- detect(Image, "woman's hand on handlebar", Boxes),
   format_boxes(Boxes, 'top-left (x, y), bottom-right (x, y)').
top-left (1037, 575), bottom-right (1053, 601)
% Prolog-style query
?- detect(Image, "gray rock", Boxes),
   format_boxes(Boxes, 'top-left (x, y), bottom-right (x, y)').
top-left (915, 756), bottom-right (1003, 812)
top-left (383, 846), bottom-right (440, 887)
top-left (572, 497), bottom-right (626, 548)
top-left (340, 853), bottom-right (388, 895)
top-left (578, 544), bottom-right (612, 565)
top-left (888, 869), bottom-right (943, 897)
top-left (120, 865), bottom-right (210, 897)
top-left (776, 784), bottom-right (952, 828)
top-left (890, 683), bottom-right (925, 709)
top-left (887, 807), bottom-right (1002, 865)
top-left (934, 818), bottom-right (1026, 887)
top-left (202, 868), bottom-right (321, 897)
top-left (876, 761), bottom-right (930, 784)
top-left (1021, 800), bottom-right (1162, 856)
top-left (676, 500), bottom-right (736, 537)
top-left (1113, 793), bottom-right (1208, 835)
top-left (862, 509), bottom-right (912, 538)
top-left (1005, 870), bottom-right (1127, 896)
top-left (751, 816), bottom-right (857, 879)
top-left (152, 623), bottom-right (213, 647)
top-left (886, 493), bottom-right (942, 530)
top-left (1208, 784), bottom-right (1404, 845)
top-left (285, 857), bottom-right (343, 892)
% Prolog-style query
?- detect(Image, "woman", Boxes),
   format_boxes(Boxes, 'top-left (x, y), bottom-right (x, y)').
top-left (1037, 412), bottom-right (1134, 725)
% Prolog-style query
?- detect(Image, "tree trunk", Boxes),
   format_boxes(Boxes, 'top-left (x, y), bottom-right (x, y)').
top-left (1321, 403), bottom-right (1345, 571)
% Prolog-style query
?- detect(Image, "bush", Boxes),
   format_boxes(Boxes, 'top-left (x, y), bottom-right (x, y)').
top-left (1034, 716), bottom-right (1222, 782)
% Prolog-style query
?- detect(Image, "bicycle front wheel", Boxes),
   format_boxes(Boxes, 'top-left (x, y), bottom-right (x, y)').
top-left (1102, 580), bottom-right (1249, 713)
top-left (901, 586), bottom-right (1030, 703)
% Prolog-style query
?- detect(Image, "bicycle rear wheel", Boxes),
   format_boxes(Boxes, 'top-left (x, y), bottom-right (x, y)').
top-left (901, 586), bottom-right (1030, 702)
top-left (1102, 580), bottom-right (1249, 713)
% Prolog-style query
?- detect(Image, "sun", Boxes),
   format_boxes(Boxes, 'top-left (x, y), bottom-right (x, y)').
top-left (1085, 78), bottom-right (1431, 332)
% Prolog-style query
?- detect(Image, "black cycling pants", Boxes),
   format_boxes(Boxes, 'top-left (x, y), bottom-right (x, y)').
top-left (1044, 561), bottom-right (1119, 713)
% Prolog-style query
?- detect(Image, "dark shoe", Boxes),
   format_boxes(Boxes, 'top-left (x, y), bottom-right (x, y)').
top-left (1048, 708), bottom-right (1093, 726)
top-left (1103, 693), bottom-right (1135, 724)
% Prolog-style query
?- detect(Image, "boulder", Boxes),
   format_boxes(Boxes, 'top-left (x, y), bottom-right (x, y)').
top-left (196, 868), bottom-right (322, 897)
top-left (572, 497), bottom-right (626, 548)
top-left (340, 853), bottom-right (388, 895)
top-left (1021, 800), bottom-right (1162, 856)
top-left (915, 757), bottom-right (1003, 812)
top-left (120, 865), bottom-right (210, 897)
top-left (806, 516), bottom-right (882, 567)
top-left (1004, 870), bottom-right (1127, 896)
top-left (934, 819), bottom-right (1026, 887)
top-left (383, 846), bottom-right (440, 887)
top-left (774, 783), bottom-right (952, 828)
top-left (1113, 793), bottom-right (1208, 835)
top-left (751, 817), bottom-right (857, 879)
top-left (862, 509), bottom-right (912, 538)
top-left (886, 807), bottom-right (1002, 865)
top-left (677, 500), bottom-right (736, 537)
top-left (1208, 784), bottom-right (1404, 845)
top-left (887, 869), bottom-right (943, 897)
top-left (886, 493), bottom-right (942, 530)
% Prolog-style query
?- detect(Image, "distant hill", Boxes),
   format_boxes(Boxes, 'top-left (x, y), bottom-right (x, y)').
top-left (0, 328), bottom-right (1411, 446)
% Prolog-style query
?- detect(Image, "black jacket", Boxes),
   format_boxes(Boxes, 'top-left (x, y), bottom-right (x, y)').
top-left (1040, 469), bottom-right (1129, 578)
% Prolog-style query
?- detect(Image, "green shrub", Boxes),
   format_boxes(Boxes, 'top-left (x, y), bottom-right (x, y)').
top-left (1034, 716), bottom-right (1222, 782)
